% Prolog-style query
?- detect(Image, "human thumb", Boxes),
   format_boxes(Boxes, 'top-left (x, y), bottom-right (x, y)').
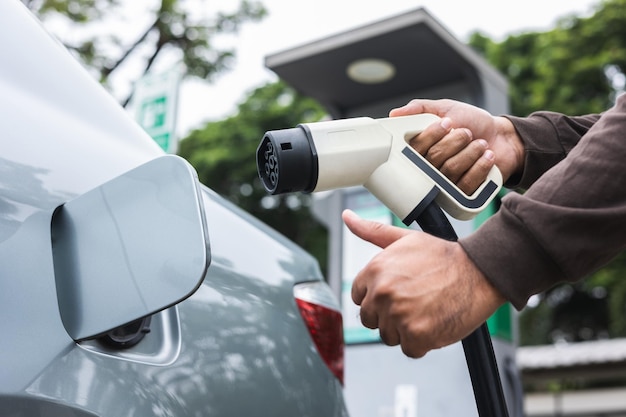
top-left (389, 99), bottom-right (437, 117)
top-left (342, 209), bottom-right (412, 249)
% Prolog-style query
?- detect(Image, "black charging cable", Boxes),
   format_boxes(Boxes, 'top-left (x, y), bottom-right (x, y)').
top-left (408, 201), bottom-right (510, 417)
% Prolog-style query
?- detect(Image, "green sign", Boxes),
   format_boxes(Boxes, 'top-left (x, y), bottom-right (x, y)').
top-left (138, 96), bottom-right (171, 150)
top-left (131, 66), bottom-right (182, 153)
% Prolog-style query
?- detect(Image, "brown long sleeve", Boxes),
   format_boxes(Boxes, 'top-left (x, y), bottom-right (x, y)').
top-left (460, 95), bottom-right (626, 310)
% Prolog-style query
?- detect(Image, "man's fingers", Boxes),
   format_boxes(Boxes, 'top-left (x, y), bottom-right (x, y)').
top-left (422, 128), bottom-right (473, 169)
top-left (342, 209), bottom-right (412, 249)
top-left (344, 209), bottom-right (413, 313)
top-left (407, 117), bottom-right (453, 155)
top-left (435, 138), bottom-right (487, 183)
top-left (377, 313), bottom-right (401, 346)
top-left (357, 302), bottom-right (379, 329)
top-left (456, 149), bottom-right (496, 195)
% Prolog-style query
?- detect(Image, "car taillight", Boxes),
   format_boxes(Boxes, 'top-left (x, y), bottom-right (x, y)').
top-left (294, 281), bottom-right (344, 385)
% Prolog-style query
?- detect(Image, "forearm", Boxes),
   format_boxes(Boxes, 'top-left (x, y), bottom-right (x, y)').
top-left (461, 96), bottom-right (626, 309)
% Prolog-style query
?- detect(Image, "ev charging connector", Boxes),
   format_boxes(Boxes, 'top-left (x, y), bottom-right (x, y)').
top-left (256, 114), bottom-right (502, 223)
top-left (256, 113), bottom-right (510, 417)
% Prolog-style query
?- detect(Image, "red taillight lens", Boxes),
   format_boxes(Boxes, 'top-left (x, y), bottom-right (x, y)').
top-left (294, 282), bottom-right (345, 385)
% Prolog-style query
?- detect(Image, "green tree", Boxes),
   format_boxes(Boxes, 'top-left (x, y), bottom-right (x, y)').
top-left (23, 0), bottom-right (266, 105)
top-left (178, 81), bottom-right (330, 271)
top-left (469, 0), bottom-right (626, 345)
top-left (469, 0), bottom-right (626, 117)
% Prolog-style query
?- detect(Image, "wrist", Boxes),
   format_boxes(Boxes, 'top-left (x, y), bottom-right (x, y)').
top-left (455, 242), bottom-right (506, 322)
top-left (493, 116), bottom-right (525, 183)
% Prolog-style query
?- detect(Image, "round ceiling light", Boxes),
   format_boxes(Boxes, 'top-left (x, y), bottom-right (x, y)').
top-left (347, 58), bottom-right (396, 84)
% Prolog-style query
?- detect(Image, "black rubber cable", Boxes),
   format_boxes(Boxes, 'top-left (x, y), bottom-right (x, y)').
top-left (408, 201), bottom-right (510, 417)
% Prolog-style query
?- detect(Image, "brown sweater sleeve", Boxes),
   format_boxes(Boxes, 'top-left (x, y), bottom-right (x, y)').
top-left (503, 111), bottom-right (599, 189)
top-left (460, 96), bottom-right (626, 310)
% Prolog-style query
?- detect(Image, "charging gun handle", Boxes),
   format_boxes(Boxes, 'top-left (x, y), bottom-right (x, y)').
top-left (411, 202), bottom-right (510, 417)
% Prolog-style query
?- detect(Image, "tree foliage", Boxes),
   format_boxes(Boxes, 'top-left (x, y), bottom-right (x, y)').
top-left (23, 0), bottom-right (115, 22)
top-left (178, 82), bottom-right (330, 271)
top-left (469, 0), bottom-right (626, 345)
top-left (469, 0), bottom-right (626, 117)
top-left (23, 0), bottom-right (266, 104)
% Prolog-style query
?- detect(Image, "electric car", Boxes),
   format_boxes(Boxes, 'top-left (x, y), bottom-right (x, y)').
top-left (0, 1), bottom-right (347, 416)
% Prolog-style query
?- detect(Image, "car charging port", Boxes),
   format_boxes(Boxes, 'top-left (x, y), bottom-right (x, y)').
top-left (97, 316), bottom-right (152, 349)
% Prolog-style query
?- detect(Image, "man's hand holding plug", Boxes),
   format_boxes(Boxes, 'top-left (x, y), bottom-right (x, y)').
top-left (344, 99), bottom-right (525, 357)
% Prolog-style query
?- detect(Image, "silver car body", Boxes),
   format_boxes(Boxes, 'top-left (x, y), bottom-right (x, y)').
top-left (0, 1), bottom-right (347, 415)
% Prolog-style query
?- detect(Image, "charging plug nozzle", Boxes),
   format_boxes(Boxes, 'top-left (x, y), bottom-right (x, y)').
top-left (256, 126), bottom-right (319, 195)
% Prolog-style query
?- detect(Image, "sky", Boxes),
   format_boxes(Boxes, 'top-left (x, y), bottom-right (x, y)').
top-left (175, 0), bottom-right (600, 136)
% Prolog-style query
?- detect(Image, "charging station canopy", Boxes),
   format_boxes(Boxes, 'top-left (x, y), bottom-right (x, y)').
top-left (265, 7), bottom-right (508, 119)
